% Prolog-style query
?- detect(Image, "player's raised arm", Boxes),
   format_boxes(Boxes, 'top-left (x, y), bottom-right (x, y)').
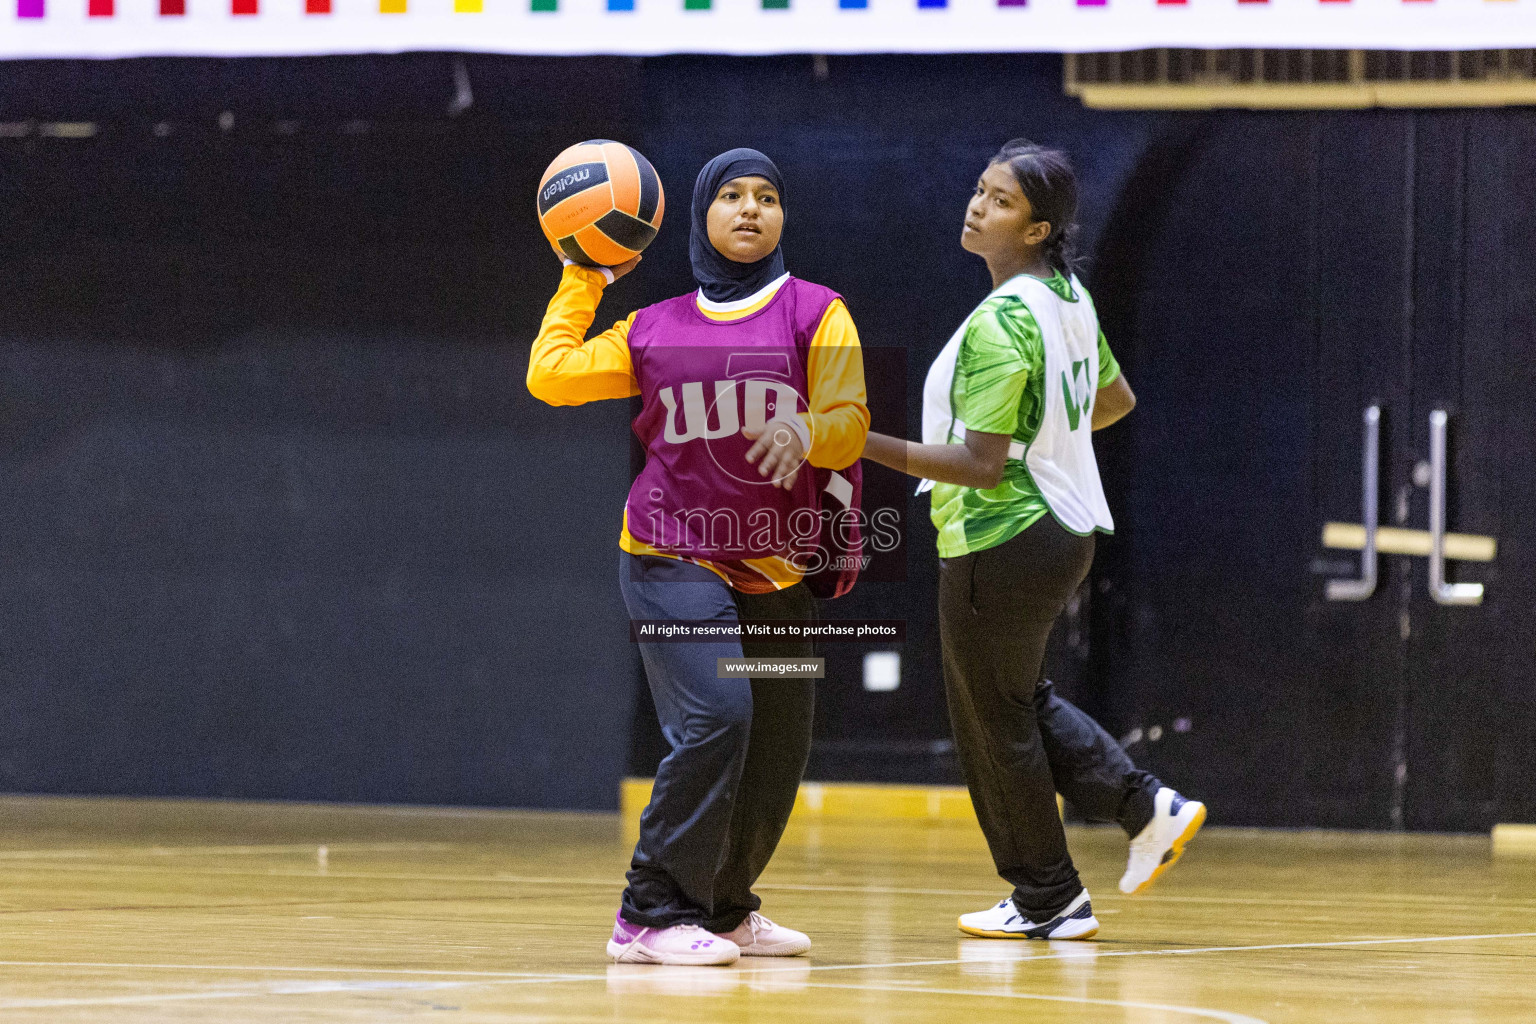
top-left (526, 256), bottom-right (642, 407)
top-left (528, 140), bottom-right (663, 407)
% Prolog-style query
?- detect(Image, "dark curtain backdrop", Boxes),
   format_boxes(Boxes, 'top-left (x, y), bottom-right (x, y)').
top-left (5, 54), bottom-right (1527, 825)
top-left (0, 52), bottom-right (1163, 810)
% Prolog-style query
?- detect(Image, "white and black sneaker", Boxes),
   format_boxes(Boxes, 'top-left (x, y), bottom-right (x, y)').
top-left (1119, 787), bottom-right (1207, 895)
top-left (957, 889), bottom-right (1099, 940)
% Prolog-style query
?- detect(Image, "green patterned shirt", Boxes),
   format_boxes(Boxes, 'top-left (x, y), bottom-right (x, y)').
top-left (930, 272), bottom-right (1120, 558)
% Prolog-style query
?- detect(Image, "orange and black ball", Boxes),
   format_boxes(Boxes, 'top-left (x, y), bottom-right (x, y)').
top-left (537, 140), bottom-right (665, 267)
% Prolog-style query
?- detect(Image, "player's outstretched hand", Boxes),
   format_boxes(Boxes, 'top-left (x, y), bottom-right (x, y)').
top-left (743, 418), bottom-right (807, 491)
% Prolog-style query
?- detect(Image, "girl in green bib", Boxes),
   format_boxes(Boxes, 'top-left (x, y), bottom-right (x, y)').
top-left (862, 139), bottom-right (1205, 940)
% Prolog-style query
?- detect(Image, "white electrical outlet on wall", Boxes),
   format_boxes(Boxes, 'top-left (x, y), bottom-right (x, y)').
top-left (862, 651), bottom-right (900, 693)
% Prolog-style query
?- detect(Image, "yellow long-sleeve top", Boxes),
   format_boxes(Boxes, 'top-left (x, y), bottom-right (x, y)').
top-left (528, 264), bottom-right (870, 593)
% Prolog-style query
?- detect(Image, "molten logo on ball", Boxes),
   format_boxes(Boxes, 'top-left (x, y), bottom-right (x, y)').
top-left (540, 167), bottom-right (593, 206)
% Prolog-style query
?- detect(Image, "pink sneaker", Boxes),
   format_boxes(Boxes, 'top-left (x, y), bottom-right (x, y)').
top-left (713, 911), bottom-right (811, 956)
top-left (606, 913), bottom-right (740, 966)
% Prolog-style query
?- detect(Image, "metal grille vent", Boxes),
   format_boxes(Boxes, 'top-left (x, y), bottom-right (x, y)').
top-left (1066, 50), bottom-right (1536, 109)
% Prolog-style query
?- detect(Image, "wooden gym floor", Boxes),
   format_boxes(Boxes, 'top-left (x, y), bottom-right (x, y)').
top-left (1, 795), bottom-right (1533, 1023)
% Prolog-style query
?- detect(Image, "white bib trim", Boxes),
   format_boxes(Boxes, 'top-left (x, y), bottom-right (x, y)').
top-left (916, 273), bottom-right (1114, 537)
top-left (695, 273), bottom-right (791, 315)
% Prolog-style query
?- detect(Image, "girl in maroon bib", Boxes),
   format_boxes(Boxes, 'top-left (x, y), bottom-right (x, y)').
top-left (529, 148), bottom-right (869, 965)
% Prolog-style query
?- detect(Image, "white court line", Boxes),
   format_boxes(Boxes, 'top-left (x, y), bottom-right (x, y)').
top-left (0, 973), bottom-right (1268, 1022)
top-left (800, 981), bottom-right (1269, 1024)
top-left (1117, 930), bottom-right (1536, 959)
top-left (4, 927), bottom-right (1534, 984)
top-left (2, 931), bottom-right (1533, 1015)
top-left (745, 929), bottom-right (1536, 976)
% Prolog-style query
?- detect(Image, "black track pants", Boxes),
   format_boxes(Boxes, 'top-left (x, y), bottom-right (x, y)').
top-left (617, 552), bottom-right (815, 933)
top-left (939, 519), bottom-right (1159, 921)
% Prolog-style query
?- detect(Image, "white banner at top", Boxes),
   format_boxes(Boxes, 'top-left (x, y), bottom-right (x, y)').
top-left (2, 0), bottom-right (1533, 60)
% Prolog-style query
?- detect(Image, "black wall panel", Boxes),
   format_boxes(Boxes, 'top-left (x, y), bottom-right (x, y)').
top-left (0, 56), bottom-right (648, 810)
top-left (1090, 107), bottom-right (1536, 831)
top-left (1, 54), bottom-right (1530, 825)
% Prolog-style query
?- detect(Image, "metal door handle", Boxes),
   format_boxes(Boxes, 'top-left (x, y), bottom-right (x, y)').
top-left (1327, 405), bottom-right (1380, 601)
top-left (1428, 409), bottom-right (1484, 606)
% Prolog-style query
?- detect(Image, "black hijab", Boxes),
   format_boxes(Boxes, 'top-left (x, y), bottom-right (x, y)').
top-left (689, 148), bottom-right (787, 303)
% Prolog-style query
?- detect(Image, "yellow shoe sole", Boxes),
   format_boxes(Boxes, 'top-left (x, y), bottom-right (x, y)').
top-left (1125, 802), bottom-right (1208, 897)
top-left (956, 921), bottom-right (1099, 940)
